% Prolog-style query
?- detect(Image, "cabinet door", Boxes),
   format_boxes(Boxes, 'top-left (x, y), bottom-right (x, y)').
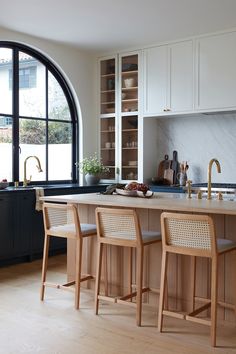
top-left (143, 45), bottom-right (168, 115)
top-left (15, 193), bottom-right (33, 256)
top-left (196, 32), bottom-right (236, 110)
top-left (169, 40), bottom-right (193, 112)
top-left (99, 56), bottom-right (117, 182)
top-left (0, 195), bottom-right (15, 259)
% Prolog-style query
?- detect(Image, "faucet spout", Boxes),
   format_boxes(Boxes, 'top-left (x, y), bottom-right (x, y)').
top-left (23, 155), bottom-right (43, 187)
top-left (207, 158), bottom-right (221, 200)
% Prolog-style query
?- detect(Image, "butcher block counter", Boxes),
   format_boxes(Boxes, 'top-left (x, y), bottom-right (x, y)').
top-left (41, 192), bottom-right (236, 322)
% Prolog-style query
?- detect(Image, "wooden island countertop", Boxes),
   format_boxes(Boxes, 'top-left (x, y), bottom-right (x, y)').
top-left (41, 191), bottom-right (236, 215)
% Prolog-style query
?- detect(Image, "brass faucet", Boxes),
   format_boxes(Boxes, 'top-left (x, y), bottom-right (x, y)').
top-left (23, 155), bottom-right (43, 187)
top-left (186, 180), bottom-right (192, 199)
top-left (207, 158), bottom-right (221, 200)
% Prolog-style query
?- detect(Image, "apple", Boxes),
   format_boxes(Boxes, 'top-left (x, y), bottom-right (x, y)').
top-left (125, 182), bottom-right (149, 194)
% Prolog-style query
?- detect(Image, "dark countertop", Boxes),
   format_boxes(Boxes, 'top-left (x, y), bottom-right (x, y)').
top-left (0, 183), bottom-right (108, 193)
top-left (2, 182), bottom-right (236, 194)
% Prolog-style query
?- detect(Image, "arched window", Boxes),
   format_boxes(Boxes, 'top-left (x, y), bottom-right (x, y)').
top-left (0, 42), bottom-right (78, 184)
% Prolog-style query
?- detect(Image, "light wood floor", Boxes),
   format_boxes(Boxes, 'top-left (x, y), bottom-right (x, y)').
top-left (0, 255), bottom-right (236, 354)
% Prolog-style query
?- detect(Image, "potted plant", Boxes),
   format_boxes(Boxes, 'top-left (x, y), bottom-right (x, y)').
top-left (76, 153), bottom-right (109, 185)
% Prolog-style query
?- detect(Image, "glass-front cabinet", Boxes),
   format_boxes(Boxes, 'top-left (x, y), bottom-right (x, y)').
top-left (99, 52), bottom-right (140, 183)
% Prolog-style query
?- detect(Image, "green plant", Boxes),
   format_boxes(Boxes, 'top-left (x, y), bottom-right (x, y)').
top-left (76, 153), bottom-right (109, 175)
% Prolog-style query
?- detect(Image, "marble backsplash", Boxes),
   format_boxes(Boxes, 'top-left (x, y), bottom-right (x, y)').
top-left (152, 112), bottom-right (236, 184)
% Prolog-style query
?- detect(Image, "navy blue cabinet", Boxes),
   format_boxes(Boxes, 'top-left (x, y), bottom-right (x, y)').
top-left (0, 195), bottom-right (15, 260)
top-left (0, 185), bottom-right (107, 266)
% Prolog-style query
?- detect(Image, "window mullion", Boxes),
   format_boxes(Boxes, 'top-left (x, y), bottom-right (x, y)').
top-left (12, 49), bottom-right (19, 183)
top-left (46, 68), bottom-right (49, 182)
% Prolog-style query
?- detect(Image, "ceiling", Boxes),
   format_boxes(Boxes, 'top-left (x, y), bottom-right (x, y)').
top-left (1, 0), bottom-right (236, 53)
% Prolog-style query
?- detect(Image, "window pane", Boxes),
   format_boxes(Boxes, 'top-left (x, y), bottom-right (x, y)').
top-left (19, 119), bottom-right (46, 182)
top-left (48, 122), bottom-right (72, 180)
top-left (0, 115), bottom-right (12, 181)
top-left (0, 48), bottom-right (12, 115)
top-left (48, 72), bottom-right (71, 120)
top-left (19, 52), bottom-right (46, 118)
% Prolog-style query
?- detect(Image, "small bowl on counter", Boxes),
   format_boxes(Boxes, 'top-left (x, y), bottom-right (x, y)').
top-left (0, 181), bottom-right (9, 190)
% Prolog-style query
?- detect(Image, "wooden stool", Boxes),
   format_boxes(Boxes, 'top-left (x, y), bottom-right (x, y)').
top-left (40, 202), bottom-right (97, 309)
top-left (158, 212), bottom-right (236, 347)
top-left (95, 207), bottom-right (162, 326)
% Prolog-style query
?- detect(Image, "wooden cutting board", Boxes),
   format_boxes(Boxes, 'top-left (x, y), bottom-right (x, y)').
top-left (157, 155), bottom-right (171, 179)
top-left (164, 166), bottom-right (174, 185)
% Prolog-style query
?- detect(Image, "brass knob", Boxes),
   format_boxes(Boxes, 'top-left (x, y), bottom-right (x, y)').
top-left (197, 191), bottom-right (202, 199)
top-left (186, 180), bottom-right (192, 199)
top-left (217, 192), bottom-right (223, 201)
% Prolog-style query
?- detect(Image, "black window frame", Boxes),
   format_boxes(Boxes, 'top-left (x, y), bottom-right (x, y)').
top-left (0, 41), bottom-right (78, 185)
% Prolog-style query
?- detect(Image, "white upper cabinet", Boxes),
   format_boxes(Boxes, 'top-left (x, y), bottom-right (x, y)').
top-left (143, 45), bottom-right (168, 115)
top-left (196, 31), bottom-right (236, 111)
top-left (169, 41), bottom-right (193, 112)
top-left (143, 40), bottom-right (193, 116)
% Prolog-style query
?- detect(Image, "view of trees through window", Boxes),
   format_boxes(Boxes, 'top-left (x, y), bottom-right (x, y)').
top-left (0, 44), bottom-right (77, 183)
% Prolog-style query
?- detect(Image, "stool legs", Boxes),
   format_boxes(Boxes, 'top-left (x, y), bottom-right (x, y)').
top-left (158, 250), bottom-right (168, 332)
top-left (128, 247), bottom-right (133, 301)
top-left (136, 246), bottom-right (144, 326)
top-left (95, 242), bottom-right (104, 314)
top-left (40, 234), bottom-right (50, 301)
top-left (75, 238), bottom-right (83, 309)
top-left (190, 256), bottom-right (196, 312)
top-left (211, 257), bottom-right (218, 347)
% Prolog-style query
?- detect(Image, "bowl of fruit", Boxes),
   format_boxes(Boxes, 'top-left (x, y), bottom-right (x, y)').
top-left (0, 179), bottom-right (9, 189)
top-left (116, 182), bottom-right (153, 198)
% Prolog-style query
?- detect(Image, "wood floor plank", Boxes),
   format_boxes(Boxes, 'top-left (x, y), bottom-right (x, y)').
top-left (0, 255), bottom-right (235, 353)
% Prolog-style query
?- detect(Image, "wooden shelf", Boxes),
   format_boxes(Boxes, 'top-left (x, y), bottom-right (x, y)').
top-left (101, 130), bottom-right (115, 133)
top-left (122, 147), bottom-right (138, 150)
top-left (122, 87), bottom-right (138, 91)
top-left (122, 165), bottom-right (138, 168)
top-left (101, 89), bottom-right (115, 93)
top-left (101, 148), bottom-right (115, 150)
top-left (101, 101), bottom-right (115, 105)
top-left (122, 128), bottom-right (138, 132)
top-left (101, 73), bottom-right (115, 78)
top-left (122, 70), bottom-right (138, 75)
top-left (122, 99), bottom-right (138, 103)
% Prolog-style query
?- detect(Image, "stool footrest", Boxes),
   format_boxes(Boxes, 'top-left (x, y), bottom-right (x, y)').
top-left (43, 281), bottom-right (75, 293)
top-left (195, 296), bottom-right (236, 311)
top-left (162, 310), bottom-right (185, 320)
top-left (188, 302), bottom-right (211, 317)
top-left (186, 315), bottom-right (211, 326)
top-left (81, 275), bottom-right (94, 282)
top-left (98, 295), bottom-right (117, 303)
top-left (119, 287), bottom-right (150, 301)
top-left (117, 299), bottom-right (137, 308)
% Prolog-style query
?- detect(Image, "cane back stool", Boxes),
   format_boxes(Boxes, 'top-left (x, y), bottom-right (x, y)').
top-left (158, 212), bottom-right (236, 347)
top-left (95, 207), bottom-right (162, 326)
top-left (40, 202), bottom-right (97, 309)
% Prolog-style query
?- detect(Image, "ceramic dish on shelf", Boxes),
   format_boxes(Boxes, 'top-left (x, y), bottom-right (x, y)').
top-left (128, 161), bottom-right (137, 166)
top-left (0, 181), bottom-right (9, 189)
top-left (115, 188), bottom-right (153, 198)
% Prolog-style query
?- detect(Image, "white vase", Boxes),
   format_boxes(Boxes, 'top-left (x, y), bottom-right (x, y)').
top-left (85, 174), bottom-right (100, 185)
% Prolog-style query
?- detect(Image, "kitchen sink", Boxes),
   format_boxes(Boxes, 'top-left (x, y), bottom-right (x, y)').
top-left (183, 185), bottom-right (236, 201)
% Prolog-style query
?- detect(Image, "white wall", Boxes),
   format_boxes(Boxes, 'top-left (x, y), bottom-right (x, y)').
top-left (0, 26), bottom-right (98, 165)
top-left (144, 113), bottom-right (236, 184)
